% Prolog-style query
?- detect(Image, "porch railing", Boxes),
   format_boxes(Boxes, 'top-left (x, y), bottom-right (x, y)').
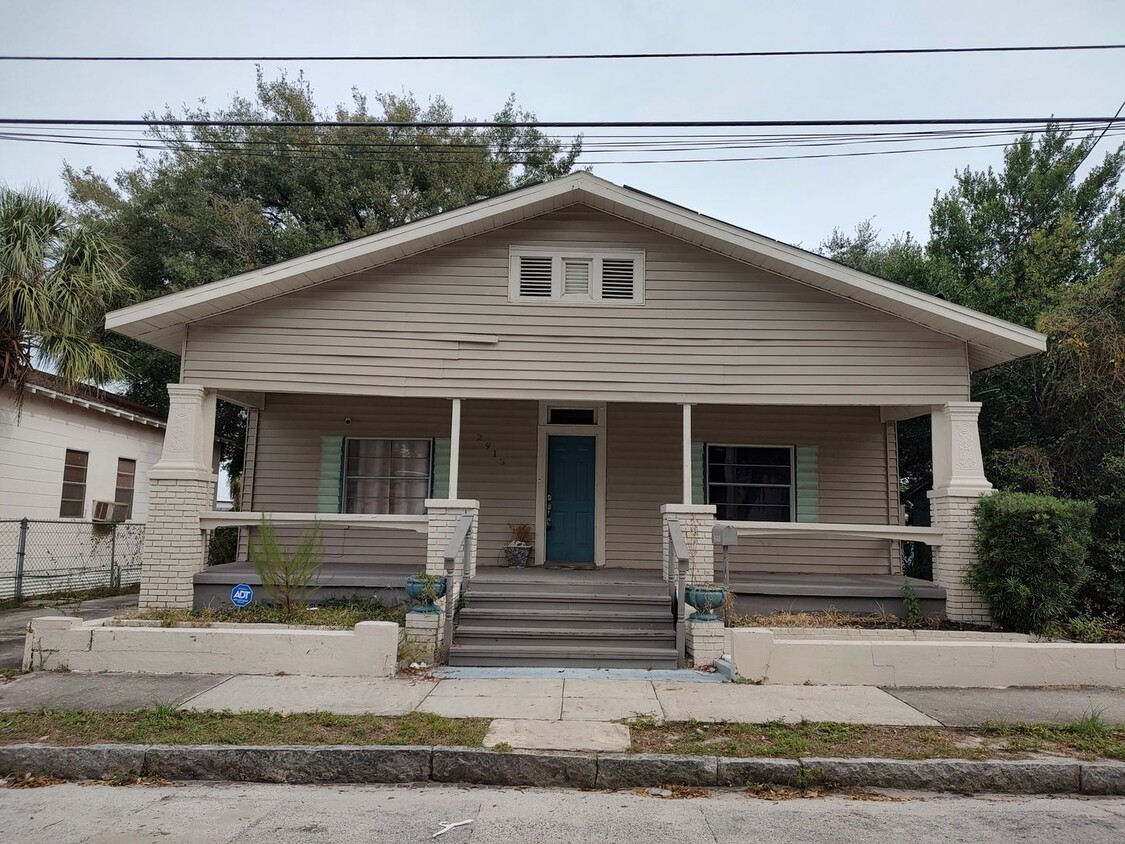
top-left (442, 513), bottom-right (475, 659)
top-left (665, 517), bottom-right (690, 669)
top-left (198, 511), bottom-right (429, 534)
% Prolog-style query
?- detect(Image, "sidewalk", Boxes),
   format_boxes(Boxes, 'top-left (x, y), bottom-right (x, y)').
top-left (3, 670), bottom-right (1123, 730)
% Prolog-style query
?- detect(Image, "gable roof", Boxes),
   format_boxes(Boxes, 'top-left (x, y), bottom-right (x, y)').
top-left (19, 370), bottom-right (166, 429)
top-left (105, 171), bottom-right (1046, 370)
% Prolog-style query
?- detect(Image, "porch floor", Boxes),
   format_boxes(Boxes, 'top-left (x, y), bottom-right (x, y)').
top-left (193, 562), bottom-right (945, 617)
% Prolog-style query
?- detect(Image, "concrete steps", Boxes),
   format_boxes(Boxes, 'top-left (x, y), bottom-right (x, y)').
top-left (449, 573), bottom-right (678, 669)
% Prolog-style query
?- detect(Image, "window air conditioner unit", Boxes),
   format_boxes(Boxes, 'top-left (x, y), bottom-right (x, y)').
top-left (92, 500), bottom-right (126, 524)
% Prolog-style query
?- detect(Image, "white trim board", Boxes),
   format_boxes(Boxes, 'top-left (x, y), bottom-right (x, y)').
top-left (105, 172), bottom-right (1045, 370)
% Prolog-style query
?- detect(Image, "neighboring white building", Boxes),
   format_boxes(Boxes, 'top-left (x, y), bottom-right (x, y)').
top-left (0, 373), bottom-right (167, 600)
top-left (0, 372), bottom-right (166, 522)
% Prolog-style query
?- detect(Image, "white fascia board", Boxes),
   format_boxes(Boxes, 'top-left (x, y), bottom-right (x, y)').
top-left (578, 179), bottom-right (1047, 360)
top-left (105, 170), bottom-right (1046, 365)
top-left (105, 175), bottom-right (588, 335)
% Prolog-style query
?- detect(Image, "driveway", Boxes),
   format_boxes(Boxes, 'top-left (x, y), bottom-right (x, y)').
top-left (0, 594), bottom-right (138, 669)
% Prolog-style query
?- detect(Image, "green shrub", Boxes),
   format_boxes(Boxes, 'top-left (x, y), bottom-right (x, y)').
top-left (985, 445), bottom-right (1056, 495)
top-left (968, 491), bottom-right (1095, 635)
top-left (1083, 456), bottom-right (1125, 618)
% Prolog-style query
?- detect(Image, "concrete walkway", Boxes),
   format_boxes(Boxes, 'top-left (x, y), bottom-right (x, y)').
top-left (0, 594), bottom-right (138, 668)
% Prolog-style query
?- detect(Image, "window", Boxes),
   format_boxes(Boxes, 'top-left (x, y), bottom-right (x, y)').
top-left (547, 407), bottom-right (598, 425)
top-left (706, 444), bottom-right (794, 522)
top-left (510, 248), bottom-right (644, 303)
top-left (343, 439), bottom-right (432, 515)
top-left (115, 458), bottom-right (137, 521)
top-left (59, 449), bottom-right (88, 518)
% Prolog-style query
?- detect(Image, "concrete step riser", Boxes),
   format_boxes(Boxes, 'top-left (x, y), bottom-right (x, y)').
top-left (454, 633), bottom-right (677, 648)
top-left (447, 654), bottom-right (680, 669)
top-left (456, 617), bottom-right (672, 631)
top-left (467, 583), bottom-right (669, 597)
top-left (464, 597), bottom-right (671, 610)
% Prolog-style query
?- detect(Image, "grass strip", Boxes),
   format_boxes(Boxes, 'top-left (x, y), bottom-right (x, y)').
top-left (0, 709), bottom-right (486, 748)
top-left (625, 716), bottom-right (1125, 761)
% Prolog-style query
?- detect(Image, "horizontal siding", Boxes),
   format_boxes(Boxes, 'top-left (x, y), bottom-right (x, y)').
top-left (183, 206), bottom-right (969, 405)
top-left (250, 396), bottom-right (897, 576)
top-left (607, 404), bottom-right (897, 575)
top-left (248, 394), bottom-right (536, 568)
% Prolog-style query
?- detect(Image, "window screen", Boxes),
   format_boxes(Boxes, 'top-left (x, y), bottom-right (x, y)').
top-left (59, 449), bottom-right (88, 518)
top-left (343, 439), bottom-right (432, 515)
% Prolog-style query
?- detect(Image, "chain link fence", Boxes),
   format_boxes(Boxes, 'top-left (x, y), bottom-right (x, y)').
top-left (0, 519), bottom-right (145, 602)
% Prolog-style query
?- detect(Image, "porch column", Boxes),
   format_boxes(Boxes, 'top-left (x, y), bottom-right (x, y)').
top-left (448, 398), bottom-right (462, 499)
top-left (928, 401), bottom-right (993, 623)
top-left (661, 505), bottom-right (716, 584)
top-left (425, 497), bottom-right (480, 663)
top-left (681, 403), bottom-right (693, 505)
top-left (139, 384), bottom-right (218, 609)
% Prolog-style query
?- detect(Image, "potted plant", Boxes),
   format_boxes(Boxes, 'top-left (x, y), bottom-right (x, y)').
top-left (504, 523), bottom-right (534, 567)
top-left (685, 583), bottom-right (728, 621)
top-left (405, 572), bottom-right (447, 613)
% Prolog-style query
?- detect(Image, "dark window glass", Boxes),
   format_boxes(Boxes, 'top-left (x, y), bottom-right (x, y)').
top-left (706, 445), bottom-right (793, 522)
top-left (59, 449), bottom-right (88, 518)
top-left (115, 458), bottom-right (137, 520)
top-left (548, 408), bottom-right (597, 425)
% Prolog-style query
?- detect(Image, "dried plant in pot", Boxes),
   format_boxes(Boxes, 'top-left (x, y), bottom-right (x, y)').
top-left (504, 522), bottom-right (534, 567)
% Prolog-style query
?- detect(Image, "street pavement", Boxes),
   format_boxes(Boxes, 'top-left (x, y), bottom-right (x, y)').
top-left (1, 782), bottom-right (1123, 843)
top-left (0, 594), bottom-right (138, 668)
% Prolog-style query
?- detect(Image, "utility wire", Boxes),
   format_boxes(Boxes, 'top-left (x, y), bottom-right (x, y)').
top-left (0, 117), bottom-right (1120, 129)
top-left (2, 44), bottom-right (1123, 62)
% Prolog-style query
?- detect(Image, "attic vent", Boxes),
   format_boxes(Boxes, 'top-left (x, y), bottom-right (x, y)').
top-left (563, 259), bottom-right (591, 297)
top-left (600, 259), bottom-right (636, 300)
top-left (509, 247), bottom-right (644, 304)
top-left (518, 255), bottom-right (553, 297)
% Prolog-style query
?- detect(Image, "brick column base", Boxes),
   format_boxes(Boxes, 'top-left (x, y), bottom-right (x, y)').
top-left (686, 618), bottom-right (726, 667)
top-left (404, 611), bottom-right (439, 664)
top-left (930, 491), bottom-right (991, 623)
top-left (139, 474), bottom-right (216, 609)
top-left (425, 499), bottom-right (480, 577)
top-left (661, 504), bottom-right (717, 583)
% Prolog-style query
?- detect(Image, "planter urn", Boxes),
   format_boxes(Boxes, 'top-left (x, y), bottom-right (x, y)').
top-left (504, 542), bottom-right (533, 567)
top-left (685, 584), bottom-right (728, 622)
top-left (406, 575), bottom-right (447, 614)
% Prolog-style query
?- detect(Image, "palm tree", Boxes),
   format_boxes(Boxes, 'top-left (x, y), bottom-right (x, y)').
top-left (0, 187), bottom-right (136, 402)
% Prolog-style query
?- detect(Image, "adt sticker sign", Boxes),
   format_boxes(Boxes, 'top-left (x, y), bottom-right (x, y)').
top-left (231, 583), bottom-right (254, 607)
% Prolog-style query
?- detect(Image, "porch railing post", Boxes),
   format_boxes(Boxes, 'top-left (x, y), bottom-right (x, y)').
top-left (14, 517), bottom-right (29, 604)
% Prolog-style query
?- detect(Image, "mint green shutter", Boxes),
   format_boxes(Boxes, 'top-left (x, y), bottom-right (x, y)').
top-left (431, 438), bottom-right (451, 499)
top-left (691, 442), bottom-right (705, 505)
top-left (318, 436), bottom-right (343, 513)
top-left (795, 445), bottom-right (819, 523)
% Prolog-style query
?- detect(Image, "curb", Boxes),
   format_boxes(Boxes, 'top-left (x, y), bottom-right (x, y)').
top-left (1, 744), bottom-right (1122, 794)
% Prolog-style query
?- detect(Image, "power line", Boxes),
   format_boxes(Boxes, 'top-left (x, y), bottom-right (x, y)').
top-left (2, 44), bottom-right (1123, 62)
top-left (0, 117), bottom-right (1121, 129)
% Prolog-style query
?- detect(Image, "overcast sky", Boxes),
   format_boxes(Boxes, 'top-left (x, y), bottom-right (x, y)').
top-left (2, 0), bottom-right (1123, 249)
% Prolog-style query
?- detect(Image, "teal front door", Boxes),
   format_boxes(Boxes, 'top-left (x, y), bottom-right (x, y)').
top-left (546, 435), bottom-right (596, 564)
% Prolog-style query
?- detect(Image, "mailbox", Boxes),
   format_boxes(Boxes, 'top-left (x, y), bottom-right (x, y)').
top-left (712, 524), bottom-right (739, 546)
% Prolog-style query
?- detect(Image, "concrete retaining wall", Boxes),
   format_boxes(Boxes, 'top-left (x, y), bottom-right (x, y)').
top-left (23, 616), bottom-right (399, 677)
top-left (729, 627), bottom-right (1125, 687)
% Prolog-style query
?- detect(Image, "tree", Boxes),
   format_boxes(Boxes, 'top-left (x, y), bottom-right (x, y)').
top-left (0, 187), bottom-right (135, 403)
top-left (66, 71), bottom-right (581, 477)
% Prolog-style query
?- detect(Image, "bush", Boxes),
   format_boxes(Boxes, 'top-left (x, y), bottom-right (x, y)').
top-left (968, 491), bottom-right (1095, 635)
top-left (985, 445), bottom-right (1056, 494)
top-left (1083, 455), bottom-right (1125, 617)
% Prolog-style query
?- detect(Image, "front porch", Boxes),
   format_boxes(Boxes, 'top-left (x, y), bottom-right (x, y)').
top-left (140, 385), bottom-right (994, 667)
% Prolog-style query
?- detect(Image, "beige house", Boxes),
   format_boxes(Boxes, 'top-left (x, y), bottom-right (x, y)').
top-left (106, 173), bottom-right (1045, 666)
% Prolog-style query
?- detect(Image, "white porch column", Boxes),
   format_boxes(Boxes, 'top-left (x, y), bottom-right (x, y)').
top-left (448, 398), bottom-right (462, 499)
top-left (928, 401), bottom-right (993, 623)
top-left (139, 384), bottom-right (218, 609)
top-left (425, 497), bottom-right (480, 662)
top-left (681, 403), bottom-right (693, 505)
